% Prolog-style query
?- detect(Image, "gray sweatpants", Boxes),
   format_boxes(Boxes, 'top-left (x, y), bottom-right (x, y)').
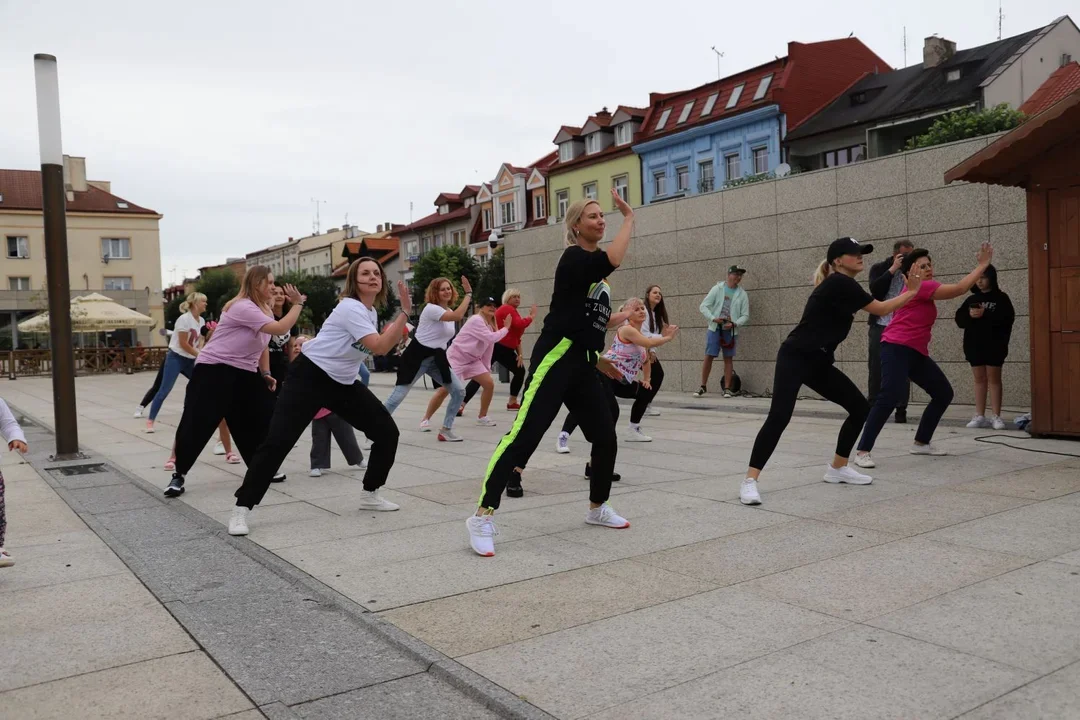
top-left (310, 413), bottom-right (364, 470)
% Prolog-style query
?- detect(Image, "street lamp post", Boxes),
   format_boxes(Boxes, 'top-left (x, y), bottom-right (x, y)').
top-left (34, 53), bottom-right (80, 458)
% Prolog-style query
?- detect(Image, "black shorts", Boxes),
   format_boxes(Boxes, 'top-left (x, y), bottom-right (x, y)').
top-left (966, 354), bottom-right (1006, 368)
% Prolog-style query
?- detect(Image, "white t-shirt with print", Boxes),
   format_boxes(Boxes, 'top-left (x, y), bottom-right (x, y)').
top-left (301, 298), bottom-right (379, 384)
top-left (414, 303), bottom-right (456, 349)
top-left (169, 312), bottom-right (205, 359)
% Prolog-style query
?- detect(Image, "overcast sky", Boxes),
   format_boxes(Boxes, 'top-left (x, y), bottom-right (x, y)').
top-left (0, 0), bottom-right (1067, 287)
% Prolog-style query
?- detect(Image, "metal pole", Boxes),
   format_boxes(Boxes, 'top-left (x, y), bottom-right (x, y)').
top-left (34, 53), bottom-right (80, 458)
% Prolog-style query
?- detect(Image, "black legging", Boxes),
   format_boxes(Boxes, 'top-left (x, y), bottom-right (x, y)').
top-left (140, 362), bottom-right (166, 408)
top-left (749, 344), bottom-right (869, 471)
top-left (463, 343), bottom-right (526, 405)
top-left (562, 371), bottom-right (659, 434)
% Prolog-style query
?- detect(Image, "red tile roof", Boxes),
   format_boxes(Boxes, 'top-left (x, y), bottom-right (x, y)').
top-left (330, 260), bottom-right (350, 277)
top-left (399, 205), bottom-right (471, 233)
top-left (614, 105), bottom-right (648, 117)
top-left (0, 168), bottom-right (159, 215)
top-left (1019, 62), bottom-right (1080, 117)
top-left (552, 125), bottom-right (583, 142)
top-left (547, 144), bottom-right (635, 174)
top-left (434, 192), bottom-right (462, 205)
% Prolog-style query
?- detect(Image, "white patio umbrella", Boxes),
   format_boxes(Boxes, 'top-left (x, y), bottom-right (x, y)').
top-left (18, 292), bottom-right (155, 333)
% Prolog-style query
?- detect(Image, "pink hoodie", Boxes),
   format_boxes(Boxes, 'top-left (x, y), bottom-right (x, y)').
top-left (447, 314), bottom-right (510, 379)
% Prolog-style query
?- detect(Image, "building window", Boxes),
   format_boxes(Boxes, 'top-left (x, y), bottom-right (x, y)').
top-left (406, 241), bottom-right (419, 258)
top-left (586, 133), bottom-right (601, 154)
top-left (725, 153), bottom-right (741, 181)
top-left (752, 146), bottom-right (769, 175)
top-left (946, 68), bottom-right (961, 82)
top-left (753, 74), bottom-right (773, 100)
top-left (677, 101), bottom-right (695, 124)
top-left (559, 142), bottom-right (575, 162)
top-left (653, 171), bottom-right (667, 197)
top-left (556, 190), bottom-right (569, 220)
top-left (676, 165), bottom-right (689, 192)
top-left (615, 122), bottom-right (632, 145)
top-left (451, 229), bottom-right (467, 247)
top-left (702, 93), bottom-right (719, 117)
top-left (612, 175), bottom-right (629, 202)
top-left (726, 84), bottom-right (744, 109)
top-left (655, 108), bottom-right (672, 130)
top-left (699, 160), bottom-right (715, 192)
top-left (101, 237), bottom-right (131, 259)
top-left (6, 236), bottom-right (29, 259)
top-left (8, 277), bottom-right (30, 291)
top-left (824, 144), bottom-right (866, 167)
top-left (103, 277), bottom-right (133, 291)
top-left (583, 182), bottom-right (598, 201)
top-left (482, 208), bottom-right (492, 231)
top-left (533, 194), bottom-right (546, 220)
top-left (433, 232), bottom-right (444, 247)
top-left (500, 200), bottom-right (516, 226)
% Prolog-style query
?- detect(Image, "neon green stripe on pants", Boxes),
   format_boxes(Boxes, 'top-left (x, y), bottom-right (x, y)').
top-left (478, 337), bottom-right (573, 508)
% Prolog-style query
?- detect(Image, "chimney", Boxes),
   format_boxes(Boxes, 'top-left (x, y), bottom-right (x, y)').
top-left (376, 224), bottom-right (383, 233)
top-left (385, 221), bottom-right (391, 232)
top-left (62, 156), bottom-right (88, 199)
top-left (923, 36), bottom-right (956, 68)
top-left (596, 106), bottom-right (611, 121)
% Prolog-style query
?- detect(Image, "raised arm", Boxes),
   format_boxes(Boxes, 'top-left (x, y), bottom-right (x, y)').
top-left (869, 256), bottom-right (900, 300)
top-left (933, 243), bottom-right (993, 301)
top-left (359, 281), bottom-right (414, 356)
top-left (438, 276), bottom-right (474, 322)
top-left (863, 271), bottom-right (922, 316)
top-left (606, 310), bottom-right (632, 329)
top-left (260, 285), bottom-right (307, 335)
top-left (619, 324), bottom-right (679, 349)
top-left (604, 188), bottom-right (635, 268)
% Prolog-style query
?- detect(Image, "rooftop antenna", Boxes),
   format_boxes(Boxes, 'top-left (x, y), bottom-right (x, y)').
top-left (310, 198), bottom-right (325, 235)
top-left (710, 46), bottom-right (724, 82)
top-left (998, 0), bottom-right (1004, 40)
top-left (409, 201), bottom-right (413, 224)
top-left (903, 26), bottom-right (907, 67)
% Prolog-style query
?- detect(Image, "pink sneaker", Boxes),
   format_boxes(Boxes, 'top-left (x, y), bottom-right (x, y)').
top-left (225, 452), bottom-right (241, 465)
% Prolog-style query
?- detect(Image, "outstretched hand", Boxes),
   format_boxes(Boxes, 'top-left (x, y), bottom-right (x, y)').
top-left (528, 303), bottom-right (537, 318)
top-left (282, 284), bottom-right (306, 305)
top-left (662, 325), bottom-right (679, 338)
top-left (461, 276), bottom-right (473, 295)
top-left (904, 267), bottom-right (923, 294)
top-left (397, 281), bottom-right (412, 314)
top-left (503, 313), bottom-right (513, 329)
top-left (611, 188), bottom-right (633, 218)
top-left (595, 355), bottom-right (622, 380)
top-left (976, 241), bottom-right (994, 268)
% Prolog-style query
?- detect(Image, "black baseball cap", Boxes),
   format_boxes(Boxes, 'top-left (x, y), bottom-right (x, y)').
top-left (727, 265), bottom-right (747, 274)
top-left (827, 237), bottom-right (874, 263)
top-left (477, 296), bottom-right (497, 308)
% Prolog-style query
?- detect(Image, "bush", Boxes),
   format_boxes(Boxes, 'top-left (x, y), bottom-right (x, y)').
top-left (904, 104), bottom-right (1025, 151)
top-left (408, 246), bottom-right (481, 311)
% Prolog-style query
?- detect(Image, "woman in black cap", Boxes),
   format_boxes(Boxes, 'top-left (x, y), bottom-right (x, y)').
top-left (738, 237), bottom-right (922, 506)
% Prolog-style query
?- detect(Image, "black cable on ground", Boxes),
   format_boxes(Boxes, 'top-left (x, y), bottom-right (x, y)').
top-left (973, 434), bottom-right (1080, 458)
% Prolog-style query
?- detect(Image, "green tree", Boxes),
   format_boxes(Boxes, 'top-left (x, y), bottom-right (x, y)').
top-left (164, 296), bottom-right (184, 327)
top-left (277, 271), bottom-right (338, 330)
top-left (195, 269), bottom-right (241, 321)
top-left (408, 246), bottom-right (481, 311)
top-left (905, 104), bottom-right (1025, 151)
top-left (475, 246), bottom-right (506, 305)
top-left (378, 279), bottom-right (400, 327)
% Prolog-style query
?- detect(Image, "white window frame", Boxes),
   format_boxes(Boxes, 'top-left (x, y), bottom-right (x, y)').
top-left (752, 146), bottom-right (769, 175)
top-left (614, 122), bottom-right (632, 145)
top-left (500, 199), bottom-right (516, 226)
top-left (725, 153), bottom-right (741, 181)
top-left (699, 160), bottom-right (715, 191)
top-left (556, 190), bottom-right (569, 220)
top-left (653, 171), bottom-right (667, 197)
top-left (582, 182), bottom-right (598, 201)
top-left (676, 165), bottom-right (690, 192)
top-left (482, 208), bottom-right (492, 231)
top-left (533, 193), bottom-right (546, 220)
top-left (726, 84), bottom-right (744, 109)
top-left (8, 277), bottom-right (31, 291)
top-left (558, 142), bottom-right (574, 162)
top-left (101, 237), bottom-right (131, 259)
top-left (677, 101), bottom-right (695, 124)
top-left (946, 68), bottom-right (961, 82)
top-left (612, 175), bottom-right (629, 202)
top-left (433, 232), bottom-right (444, 247)
top-left (451, 229), bottom-right (467, 247)
top-left (655, 108), bottom-right (672, 130)
top-left (585, 132), bottom-right (601, 154)
top-left (103, 276), bottom-right (133, 291)
top-left (701, 93), bottom-right (719, 116)
top-left (753, 74), bottom-right (773, 100)
top-left (6, 236), bottom-right (29, 259)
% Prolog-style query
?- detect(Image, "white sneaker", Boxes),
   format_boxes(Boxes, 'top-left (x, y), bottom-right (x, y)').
top-left (966, 415), bottom-right (990, 429)
top-left (356, 459), bottom-right (369, 470)
top-left (0, 548), bottom-right (14, 568)
top-left (555, 433), bottom-right (570, 454)
top-left (476, 416), bottom-right (497, 427)
top-left (309, 468), bottom-right (323, 477)
top-left (419, 419), bottom-right (431, 432)
top-left (586, 502), bottom-right (630, 528)
top-left (133, 406), bottom-right (144, 419)
top-left (438, 428), bottom-right (463, 442)
top-left (723, 390), bottom-right (734, 399)
top-left (466, 515), bottom-right (498, 556)
top-left (213, 441), bottom-right (226, 455)
top-left (740, 478), bottom-right (761, 505)
top-left (911, 443), bottom-right (947, 456)
top-left (853, 453), bottom-right (876, 469)
top-left (645, 405), bottom-right (661, 417)
top-left (824, 464), bottom-right (873, 485)
top-left (625, 427), bottom-right (652, 442)
top-left (990, 415), bottom-right (1007, 431)
top-left (358, 489), bottom-right (399, 512)
top-left (228, 507), bottom-right (250, 536)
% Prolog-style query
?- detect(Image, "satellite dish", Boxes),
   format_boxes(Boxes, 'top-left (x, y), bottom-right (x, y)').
top-left (775, 163), bottom-right (791, 178)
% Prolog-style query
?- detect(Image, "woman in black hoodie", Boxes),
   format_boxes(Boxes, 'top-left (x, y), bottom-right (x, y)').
top-left (954, 264), bottom-right (1014, 430)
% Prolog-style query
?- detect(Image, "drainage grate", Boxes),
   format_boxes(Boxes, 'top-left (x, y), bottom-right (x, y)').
top-left (46, 463), bottom-right (108, 477)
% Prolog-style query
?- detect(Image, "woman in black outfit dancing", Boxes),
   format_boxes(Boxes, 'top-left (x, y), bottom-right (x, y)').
top-left (738, 238), bottom-right (922, 506)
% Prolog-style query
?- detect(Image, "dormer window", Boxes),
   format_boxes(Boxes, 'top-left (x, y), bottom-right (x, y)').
top-left (677, 101), bottom-right (695, 124)
top-left (656, 108), bottom-right (672, 130)
top-left (586, 132), bottom-right (601, 154)
top-left (559, 141), bottom-right (575, 162)
top-left (946, 68), bottom-right (961, 82)
top-left (464, 197), bottom-right (474, 208)
top-left (438, 204), bottom-right (449, 215)
top-left (726, 84), bottom-right (744, 109)
top-left (615, 122), bottom-right (632, 145)
top-left (851, 91), bottom-right (867, 105)
top-left (701, 93), bottom-right (719, 116)
top-left (753, 74), bottom-right (773, 100)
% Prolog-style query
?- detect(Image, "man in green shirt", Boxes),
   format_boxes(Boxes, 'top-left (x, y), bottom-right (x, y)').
top-left (694, 265), bottom-right (750, 398)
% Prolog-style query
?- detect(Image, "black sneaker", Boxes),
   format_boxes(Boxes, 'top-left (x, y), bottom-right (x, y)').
top-left (693, 385), bottom-right (707, 398)
top-left (164, 474), bottom-right (185, 497)
top-left (271, 473), bottom-right (286, 483)
top-left (506, 477), bottom-right (524, 498)
top-left (584, 464), bottom-right (621, 482)
top-left (894, 409), bottom-right (908, 424)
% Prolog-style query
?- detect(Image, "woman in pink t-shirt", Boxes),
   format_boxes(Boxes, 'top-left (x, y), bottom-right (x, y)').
top-left (164, 266), bottom-right (306, 499)
top-left (855, 243), bottom-right (993, 466)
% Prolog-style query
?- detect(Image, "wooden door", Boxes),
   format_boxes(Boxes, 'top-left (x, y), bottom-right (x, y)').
top-left (1048, 187), bottom-right (1080, 434)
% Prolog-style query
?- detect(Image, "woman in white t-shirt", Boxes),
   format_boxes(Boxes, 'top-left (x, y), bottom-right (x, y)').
top-left (146, 292), bottom-right (207, 432)
top-left (228, 257), bottom-right (414, 535)
top-left (383, 276), bottom-right (472, 442)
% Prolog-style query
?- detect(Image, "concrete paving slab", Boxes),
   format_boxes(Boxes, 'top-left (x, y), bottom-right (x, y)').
top-left (292, 672), bottom-right (503, 720)
top-left (0, 574), bottom-right (196, 691)
top-left (636, 518), bottom-right (899, 586)
top-left (742, 537), bottom-right (1031, 621)
top-left (820, 489), bottom-right (1034, 537)
top-left (1050, 548), bottom-right (1080, 567)
top-left (218, 711), bottom-right (268, 720)
top-left (6, 496), bottom-right (92, 537)
top-left (741, 477), bottom-right (917, 520)
top-left (664, 468), bottom-right (820, 501)
top-left (869, 561), bottom-right (1080, 674)
top-left (459, 587), bottom-right (848, 719)
top-left (952, 463), bottom-right (1080, 500)
top-left (924, 501), bottom-right (1080, 560)
top-left (0, 650), bottom-right (253, 720)
top-left (0, 543), bottom-right (128, 594)
top-left (958, 660), bottom-right (1080, 719)
top-left (3, 528), bottom-right (102, 555)
top-left (380, 559), bottom-right (717, 657)
top-left (872, 453), bottom-right (1038, 488)
top-left (94, 503), bottom-right (212, 545)
top-left (66, 482), bottom-right (162, 514)
top-left (588, 625), bottom-right (1035, 720)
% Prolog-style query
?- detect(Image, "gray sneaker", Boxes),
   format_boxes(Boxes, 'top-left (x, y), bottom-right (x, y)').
top-left (438, 428), bottom-right (463, 442)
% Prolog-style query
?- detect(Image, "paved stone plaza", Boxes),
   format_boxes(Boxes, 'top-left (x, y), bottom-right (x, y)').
top-left (2, 372), bottom-right (1079, 719)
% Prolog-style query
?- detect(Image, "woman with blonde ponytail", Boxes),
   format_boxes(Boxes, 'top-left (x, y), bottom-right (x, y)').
top-left (467, 190), bottom-right (637, 557)
top-left (737, 238), bottom-right (922, 508)
top-left (145, 292), bottom-right (207, 432)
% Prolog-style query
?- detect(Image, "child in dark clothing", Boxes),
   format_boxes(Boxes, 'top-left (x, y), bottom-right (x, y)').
top-left (955, 264), bottom-right (1014, 430)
